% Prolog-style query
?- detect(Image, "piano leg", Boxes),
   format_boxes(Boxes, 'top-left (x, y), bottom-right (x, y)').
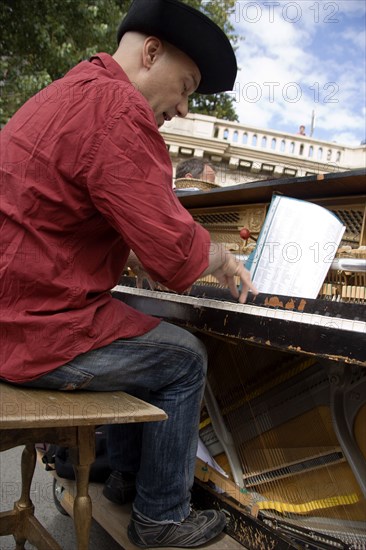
top-left (328, 362), bottom-right (366, 498)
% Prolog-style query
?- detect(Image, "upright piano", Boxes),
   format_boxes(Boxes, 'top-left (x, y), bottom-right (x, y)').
top-left (114, 169), bottom-right (366, 549)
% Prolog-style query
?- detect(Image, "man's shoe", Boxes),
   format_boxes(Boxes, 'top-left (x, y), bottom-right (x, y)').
top-left (102, 471), bottom-right (136, 505)
top-left (128, 508), bottom-right (226, 548)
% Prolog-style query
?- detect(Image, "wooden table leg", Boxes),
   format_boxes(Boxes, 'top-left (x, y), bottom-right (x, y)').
top-left (13, 443), bottom-right (36, 549)
top-left (70, 426), bottom-right (96, 550)
top-left (9, 444), bottom-right (62, 550)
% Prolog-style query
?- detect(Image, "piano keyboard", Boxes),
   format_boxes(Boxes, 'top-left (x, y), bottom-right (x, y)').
top-left (113, 284), bottom-right (366, 334)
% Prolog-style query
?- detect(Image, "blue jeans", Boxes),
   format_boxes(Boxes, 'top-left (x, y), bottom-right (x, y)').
top-left (22, 321), bottom-right (207, 522)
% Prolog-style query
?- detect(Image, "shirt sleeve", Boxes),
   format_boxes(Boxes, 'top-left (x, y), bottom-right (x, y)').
top-left (83, 92), bottom-right (211, 293)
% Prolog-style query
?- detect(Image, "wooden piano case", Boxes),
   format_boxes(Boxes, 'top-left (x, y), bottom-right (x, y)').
top-left (116, 169), bottom-right (366, 549)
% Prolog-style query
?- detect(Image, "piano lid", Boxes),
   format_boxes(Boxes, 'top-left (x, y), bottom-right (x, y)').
top-left (176, 168), bottom-right (366, 209)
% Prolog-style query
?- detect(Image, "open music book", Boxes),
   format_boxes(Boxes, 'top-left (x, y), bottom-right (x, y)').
top-left (246, 195), bottom-right (346, 299)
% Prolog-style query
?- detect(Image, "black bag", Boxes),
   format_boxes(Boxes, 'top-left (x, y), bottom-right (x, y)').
top-left (42, 425), bottom-right (111, 482)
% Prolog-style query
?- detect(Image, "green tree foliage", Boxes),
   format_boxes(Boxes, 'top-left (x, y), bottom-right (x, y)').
top-left (0, 0), bottom-right (238, 125)
top-left (189, 92), bottom-right (238, 121)
top-left (0, 0), bottom-right (127, 124)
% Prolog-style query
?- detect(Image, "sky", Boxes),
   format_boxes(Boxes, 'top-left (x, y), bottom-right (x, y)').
top-left (226, 0), bottom-right (366, 145)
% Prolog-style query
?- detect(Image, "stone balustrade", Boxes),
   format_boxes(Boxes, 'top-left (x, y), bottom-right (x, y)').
top-left (161, 114), bottom-right (365, 186)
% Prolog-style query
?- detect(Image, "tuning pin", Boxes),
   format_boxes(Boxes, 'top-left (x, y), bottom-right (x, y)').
top-left (360, 287), bottom-right (365, 304)
top-left (341, 285), bottom-right (347, 302)
top-left (331, 286), bottom-right (338, 301)
top-left (325, 283), bottom-right (332, 300)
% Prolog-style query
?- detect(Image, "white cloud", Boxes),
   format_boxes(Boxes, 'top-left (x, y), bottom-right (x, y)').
top-left (230, 0), bottom-right (366, 145)
top-left (331, 132), bottom-right (362, 146)
top-left (341, 27), bottom-right (366, 49)
top-left (336, 1), bottom-right (366, 15)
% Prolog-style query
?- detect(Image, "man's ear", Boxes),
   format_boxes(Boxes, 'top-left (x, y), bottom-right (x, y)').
top-left (143, 36), bottom-right (163, 68)
top-left (185, 173), bottom-right (193, 179)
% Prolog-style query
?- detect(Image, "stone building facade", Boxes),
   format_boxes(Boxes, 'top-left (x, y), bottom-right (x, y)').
top-left (160, 114), bottom-right (366, 187)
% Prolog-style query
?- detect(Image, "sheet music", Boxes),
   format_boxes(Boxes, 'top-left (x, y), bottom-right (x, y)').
top-left (247, 195), bottom-right (346, 299)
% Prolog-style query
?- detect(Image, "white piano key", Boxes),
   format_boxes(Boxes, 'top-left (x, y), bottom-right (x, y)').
top-left (353, 320), bottom-right (366, 333)
top-left (309, 314), bottom-right (322, 327)
top-left (272, 309), bottom-right (287, 321)
top-left (340, 318), bottom-right (356, 332)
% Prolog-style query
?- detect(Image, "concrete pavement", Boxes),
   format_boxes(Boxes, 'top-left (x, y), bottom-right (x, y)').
top-left (0, 446), bottom-right (123, 549)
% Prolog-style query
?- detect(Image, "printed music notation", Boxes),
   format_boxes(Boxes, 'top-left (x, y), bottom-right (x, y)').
top-left (246, 195), bottom-right (346, 299)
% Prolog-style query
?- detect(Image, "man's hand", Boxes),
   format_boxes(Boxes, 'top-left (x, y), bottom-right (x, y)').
top-left (127, 251), bottom-right (156, 290)
top-left (201, 243), bottom-right (258, 303)
top-left (127, 252), bottom-right (172, 292)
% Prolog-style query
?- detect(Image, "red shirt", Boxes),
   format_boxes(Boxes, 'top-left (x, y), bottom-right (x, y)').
top-left (0, 53), bottom-right (210, 383)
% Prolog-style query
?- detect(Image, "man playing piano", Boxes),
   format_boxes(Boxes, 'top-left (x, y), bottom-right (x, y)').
top-left (0, 0), bottom-right (257, 547)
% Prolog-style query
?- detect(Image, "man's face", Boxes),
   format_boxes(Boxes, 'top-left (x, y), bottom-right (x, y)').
top-left (201, 164), bottom-right (216, 183)
top-left (141, 41), bottom-right (201, 128)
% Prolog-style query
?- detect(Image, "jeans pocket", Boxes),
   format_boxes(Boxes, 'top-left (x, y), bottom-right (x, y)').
top-left (21, 364), bottom-right (94, 391)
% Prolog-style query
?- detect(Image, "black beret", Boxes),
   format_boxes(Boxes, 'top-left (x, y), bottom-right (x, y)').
top-left (117, 0), bottom-right (237, 94)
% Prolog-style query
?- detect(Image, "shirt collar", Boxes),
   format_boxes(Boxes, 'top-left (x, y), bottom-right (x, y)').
top-left (89, 53), bottom-right (128, 82)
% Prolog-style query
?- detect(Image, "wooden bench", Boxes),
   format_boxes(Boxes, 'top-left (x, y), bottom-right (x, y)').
top-left (0, 382), bottom-right (167, 550)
